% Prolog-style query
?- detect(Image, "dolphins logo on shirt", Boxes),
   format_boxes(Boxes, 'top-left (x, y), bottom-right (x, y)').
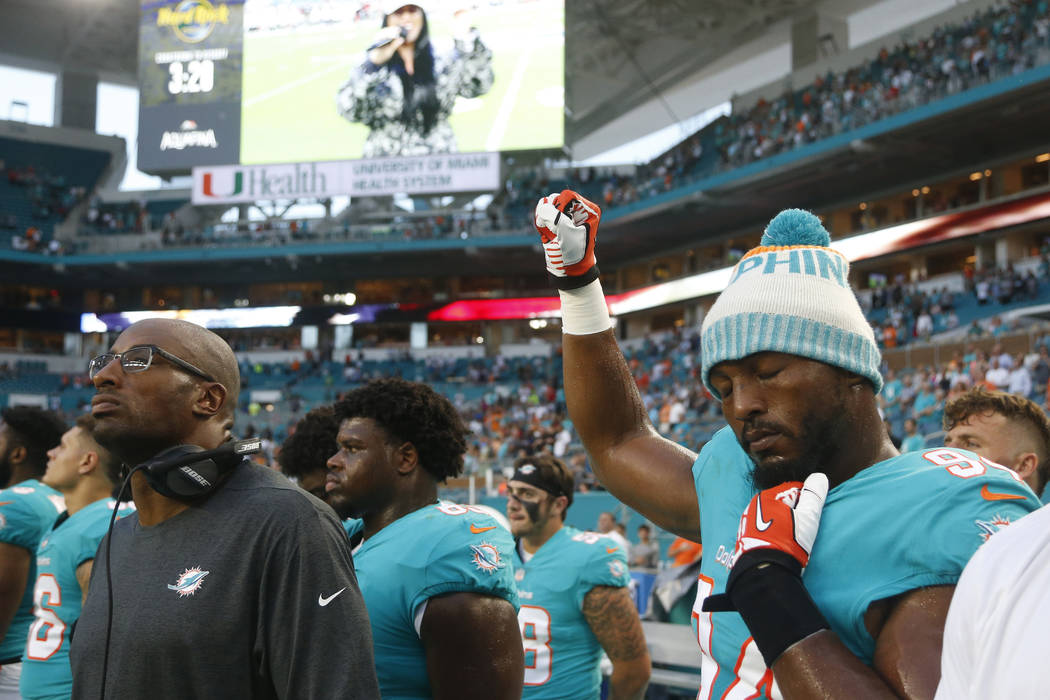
top-left (167, 566), bottom-right (210, 597)
top-left (470, 542), bottom-right (503, 573)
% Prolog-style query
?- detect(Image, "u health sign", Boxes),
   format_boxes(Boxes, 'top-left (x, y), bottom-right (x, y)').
top-left (191, 152), bottom-right (501, 204)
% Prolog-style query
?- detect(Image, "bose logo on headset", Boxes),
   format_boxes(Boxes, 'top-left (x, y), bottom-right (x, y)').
top-left (137, 438), bottom-right (262, 500)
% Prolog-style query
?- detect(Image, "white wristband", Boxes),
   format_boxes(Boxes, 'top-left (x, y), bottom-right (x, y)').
top-left (559, 279), bottom-right (612, 335)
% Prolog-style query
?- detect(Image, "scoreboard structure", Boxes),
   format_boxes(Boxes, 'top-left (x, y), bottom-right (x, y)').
top-left (139, 0), bottom-right (245, 172)
top-left (137, 0), bottom-right (566, 180)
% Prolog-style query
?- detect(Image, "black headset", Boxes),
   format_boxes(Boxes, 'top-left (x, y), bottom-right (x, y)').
top-left (138, 438), bottom-right (263, 499)
top-left (98, 437), bottom-right (262, 699)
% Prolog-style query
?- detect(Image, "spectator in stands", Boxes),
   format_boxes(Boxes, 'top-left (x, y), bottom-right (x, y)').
top-left (1008, 354), bottom-right (1033, 398)
top-left (71, 319), bottom-right (379, 699)
top-left (0, 407), bottom-right (65, 698)
top-left (901, 417), bottom-right (926, 453)
top-left (630, 523), bottom-right (660, 570)
top-left (336, 3), bottom-right (493, 157)
top-left (943, 387), bottom-right (1050, 499)
top-left (597, 511), bottom-right (632, 560)
top-left (667, 536), bottom-right (702, 568)
top-left (985, 356), bottom-right (1011, 390)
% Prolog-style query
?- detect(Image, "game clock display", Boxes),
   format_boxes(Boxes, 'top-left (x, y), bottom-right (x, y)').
top-left (138, 0), bottom-right (244, 173)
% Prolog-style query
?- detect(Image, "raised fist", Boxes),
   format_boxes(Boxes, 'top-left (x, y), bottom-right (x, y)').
top-left (534, 190), bottom-right (601, 289)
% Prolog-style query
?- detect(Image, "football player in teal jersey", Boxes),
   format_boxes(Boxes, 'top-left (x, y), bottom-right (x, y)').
top-left (21, 413), bottom-right (130, 700)
top-left (506, 455), bottom-right (650, 700)
top-left (326, 378), bottom-right (523, 700)
top-left (533, 192), bottom-right (1041, 699)
top-left (0, 406), bottom-right (65, 699)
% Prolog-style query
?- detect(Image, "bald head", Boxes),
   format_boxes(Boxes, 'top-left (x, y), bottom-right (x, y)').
top-left (114, 319), bottom-right (240, 424)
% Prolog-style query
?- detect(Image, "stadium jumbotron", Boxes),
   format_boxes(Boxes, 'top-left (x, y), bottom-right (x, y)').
top-left (3, 0), bottom-right (1050, 697)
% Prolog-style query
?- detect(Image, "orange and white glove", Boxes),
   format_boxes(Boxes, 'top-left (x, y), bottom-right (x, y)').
top-left (703, 473), bottom-right (830, 667)
top-left (729, 474), bottom-right (827, 569)
top-left (534, 190), bottom-right (601, 289)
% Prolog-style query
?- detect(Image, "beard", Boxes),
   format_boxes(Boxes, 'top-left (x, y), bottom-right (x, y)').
top-left (744, 409), bottom-right (845, 492)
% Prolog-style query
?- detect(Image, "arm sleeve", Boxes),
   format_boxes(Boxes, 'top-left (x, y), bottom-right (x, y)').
top-left (336, 62), bottom-right (403, 128)
top-left (257, 504), bottom-right (380, 700)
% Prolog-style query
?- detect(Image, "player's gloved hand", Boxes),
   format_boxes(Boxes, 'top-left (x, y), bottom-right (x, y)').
top-left (534, 190), bottom-right (601, 290)
top-left (703, 473), bottom-right (831, 667)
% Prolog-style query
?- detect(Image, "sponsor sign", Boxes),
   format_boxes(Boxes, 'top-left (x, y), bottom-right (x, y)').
top-left (191, 152), bottom-right (501, 203)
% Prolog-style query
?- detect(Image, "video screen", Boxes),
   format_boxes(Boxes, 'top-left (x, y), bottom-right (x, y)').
top-left (138, 0), bottom-right (565, 173)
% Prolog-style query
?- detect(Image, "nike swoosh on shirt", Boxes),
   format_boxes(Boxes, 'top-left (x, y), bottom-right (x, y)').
top-left (980, 485), bottom-right (1027, 501)
top-left (470, 524), bottom-right (497, 534)
top-left (318, 588), bottom-right (347, 606)
top-left (606, 547), bottom-right (618, 554)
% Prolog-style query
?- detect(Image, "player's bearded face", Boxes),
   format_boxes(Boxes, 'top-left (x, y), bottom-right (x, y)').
top-left (742, 410), bottom-right (843, 491)
top-left (716, 354), bottom-right (853, 491)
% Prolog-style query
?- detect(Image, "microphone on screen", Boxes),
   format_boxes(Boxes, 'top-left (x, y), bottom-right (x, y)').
top-left (368, 26), bottom-right (409, 51)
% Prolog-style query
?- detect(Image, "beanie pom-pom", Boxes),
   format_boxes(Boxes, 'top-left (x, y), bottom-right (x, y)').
top-left (760, 209), bottom-right (830, 248)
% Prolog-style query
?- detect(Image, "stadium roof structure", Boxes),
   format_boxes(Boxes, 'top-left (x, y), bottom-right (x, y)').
top-left (0, 0), bottom-right (874, 149)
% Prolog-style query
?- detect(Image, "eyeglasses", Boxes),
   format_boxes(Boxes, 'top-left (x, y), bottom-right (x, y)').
top-left (88, 345), bottom-right (216, 382)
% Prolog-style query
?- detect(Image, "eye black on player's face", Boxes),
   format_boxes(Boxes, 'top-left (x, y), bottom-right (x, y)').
top-left (709, 352), bottom-right (854, 490)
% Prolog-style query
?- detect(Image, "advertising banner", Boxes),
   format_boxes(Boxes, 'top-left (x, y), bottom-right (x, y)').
top-left (191, 151), bottom-right (500, 203)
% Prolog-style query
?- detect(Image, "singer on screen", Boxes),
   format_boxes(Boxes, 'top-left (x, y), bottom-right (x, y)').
top-left (336, 2), bottom-right (494, 158)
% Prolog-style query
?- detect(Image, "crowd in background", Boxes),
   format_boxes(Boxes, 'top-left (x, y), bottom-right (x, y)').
top-left (714, 0), bottom-right (1050, 169)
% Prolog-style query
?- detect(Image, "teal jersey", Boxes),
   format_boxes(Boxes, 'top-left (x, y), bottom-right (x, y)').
top-left (692, 426), bottom-right (1040, 699)
top-left (347, 502), bottom-right (518, 700)
top-left (512, 526), bottom-right (631, 700)
top-left (20, 498), bottom-right (133, 700)
top-left (0, 480), bottom-right (64, 661)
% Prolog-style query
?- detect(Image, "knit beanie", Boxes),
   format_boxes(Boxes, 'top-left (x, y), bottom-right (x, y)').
top-left (701, 209), bottom-right (883, 398)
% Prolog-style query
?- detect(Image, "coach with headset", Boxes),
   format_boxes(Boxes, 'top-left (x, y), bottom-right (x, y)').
top-left (69, 318), bottom-right (380, 700)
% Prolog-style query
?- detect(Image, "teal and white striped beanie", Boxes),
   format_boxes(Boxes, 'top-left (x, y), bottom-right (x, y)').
top-left (701, 209), bottom-right (882, 398)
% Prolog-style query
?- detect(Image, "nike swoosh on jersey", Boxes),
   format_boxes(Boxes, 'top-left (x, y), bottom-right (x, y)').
top-left (318, 587), bottom-right (347, 606)
top-left (754, 495), bottom-right (773, 531)
top-left (606, 547), bottom-right (618, 553)
top-left (470, 523), bottom-right (497, 534)
top-left (980, 485), bottom-right (1027, 501)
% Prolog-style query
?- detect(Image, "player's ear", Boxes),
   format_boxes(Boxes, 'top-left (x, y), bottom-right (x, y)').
top-left (1015, 451), bottom-right (1039, 482)
top-left (7, 445), bottom-right (26, 466)
top-left (395, 441), bottom-right (418, 475)
top-left (79, 450), bottom-right (99, 476)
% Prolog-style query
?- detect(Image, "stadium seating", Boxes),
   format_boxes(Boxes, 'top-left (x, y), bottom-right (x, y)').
top-left (0, 136), bottom-right (109, 248)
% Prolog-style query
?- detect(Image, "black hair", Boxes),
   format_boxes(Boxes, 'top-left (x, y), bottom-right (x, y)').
top-left (1, 406), bottom-right (66, 477)
top-left (334, 378), bottom-right (468, 482)
top-left (381, 8), bottom-right (440, 134)
top-left (279, 406), bottom-right (340, 480)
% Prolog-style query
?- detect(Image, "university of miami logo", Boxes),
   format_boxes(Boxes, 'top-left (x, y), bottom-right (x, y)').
top-left (201, 171), bottom-right (242, 198)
